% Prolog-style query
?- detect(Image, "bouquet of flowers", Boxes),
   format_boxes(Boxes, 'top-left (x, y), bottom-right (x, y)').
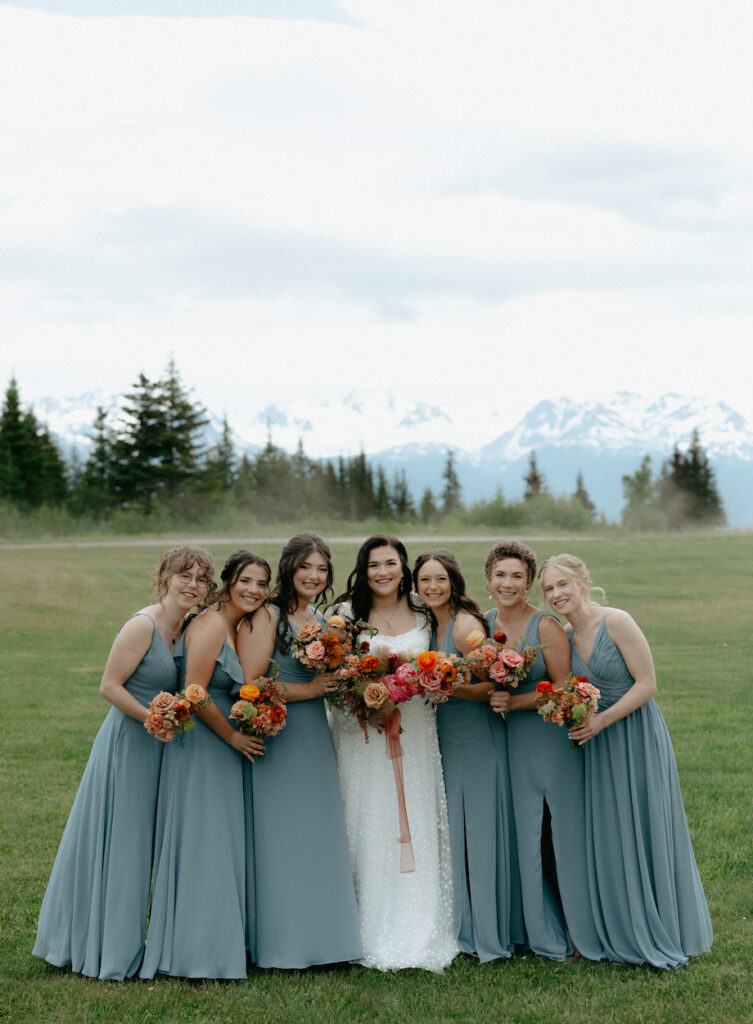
top-left (534, 673), bottom-right (601, 748)
top-left (229, 662), bottom-right (287, 739)
top-left (143, 683), bottom-right (212, 742)
top-left (461, 629), bottom-right (541, 691)
top-left (329, 646), bottom-right (399, 738)
top-left (383, 649), bottom-right (468, 706)
top-left (289, 615), bottom-right (376, 674)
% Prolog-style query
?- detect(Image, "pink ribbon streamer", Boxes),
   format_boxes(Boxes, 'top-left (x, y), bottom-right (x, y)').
top-left (383, 709), bottom-right (415, 873)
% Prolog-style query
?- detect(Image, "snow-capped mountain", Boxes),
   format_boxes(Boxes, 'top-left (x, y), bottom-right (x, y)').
top-left (29, 390), bottom-right (753, 526)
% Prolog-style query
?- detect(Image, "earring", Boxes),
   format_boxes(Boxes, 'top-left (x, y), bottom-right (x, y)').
top-left (398, 578), bottom-right (405, 596)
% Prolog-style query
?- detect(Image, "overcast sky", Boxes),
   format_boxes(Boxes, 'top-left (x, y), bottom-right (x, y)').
top-left (1, 0), bottom-right (752, 436)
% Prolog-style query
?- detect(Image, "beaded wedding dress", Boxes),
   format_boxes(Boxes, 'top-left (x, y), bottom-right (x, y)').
top-left (328, 615), bottom-right (457, 971)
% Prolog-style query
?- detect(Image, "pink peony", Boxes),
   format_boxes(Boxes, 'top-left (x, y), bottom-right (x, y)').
top-left (385, 675), bottom-right (413, 703)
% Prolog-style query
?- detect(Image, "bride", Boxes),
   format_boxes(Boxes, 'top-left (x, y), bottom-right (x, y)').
top-left (328, 534), bottom-right (457, 972)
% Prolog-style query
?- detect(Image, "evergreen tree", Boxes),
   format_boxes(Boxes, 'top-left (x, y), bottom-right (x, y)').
top-left (621, 455), bottom-right (664, 530)
top-left (441, 449), bottom-right (462, 515)
top-left (0, 377), bottom-right (67, 507)
top-left (72, 406), bottom-right (117, 515)
top-left (572, 471), bottom-right (597, 521)
top-left (374, 465), bottom-right (392, 520)
top-left (203, 414), bottom-right (237, 495)
top-left (157, 357), bottom-right (208, 502)
top-left (391, 469), bottom-right (415, 520)
top-left (523, 450), bottom-right (546, 500)
top-left (658, 431), bottom-right (725, 528)
top-left (419, 487), bottom-right (438, 523)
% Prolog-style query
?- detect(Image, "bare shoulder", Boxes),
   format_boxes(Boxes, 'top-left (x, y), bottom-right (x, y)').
top-left (603, 606), bottom-right (640, 636)
top-left (240, 604), bottom-right (277, 634)
top-left (538, 614), bottom-right (567, 641)
top-left (187, 610), bottom-right (226, 643)
top-left (112, 610), bottom-right (154, 649)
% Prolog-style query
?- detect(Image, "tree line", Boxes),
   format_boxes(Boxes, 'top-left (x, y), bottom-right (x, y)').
top-left (0, 365), bottom-right (725, 530)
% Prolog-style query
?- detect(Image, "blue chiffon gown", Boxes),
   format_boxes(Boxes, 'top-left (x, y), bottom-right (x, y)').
top-left (571, 621), bottom-right (713, 969)
top-left (490, 609), bottom-right (604, 961)
top-left (434, 616), bottom-right (522, 961)
top-left (33, 614), bottom-right (177, 979)
top-left (240, 610), bottom-right (362, 968)
top-left (140, 637), bottom-right (248, 979)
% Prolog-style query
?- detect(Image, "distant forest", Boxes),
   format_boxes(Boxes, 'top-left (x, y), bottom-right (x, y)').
top-left (0, 362), bottom-right (726, 533)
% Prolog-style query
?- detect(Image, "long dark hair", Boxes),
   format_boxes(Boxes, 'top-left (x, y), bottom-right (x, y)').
top-left (413, 549), bottom-right (489, 636)
top-left (271, 533), bottom-right (334, 652)
top-left (333, 534), bottom-right (425, 627)
top-left (208, 549), bottom-right (271, 631)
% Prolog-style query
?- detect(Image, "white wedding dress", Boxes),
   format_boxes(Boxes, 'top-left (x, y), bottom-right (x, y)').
top-left (328, 615), bottom-right (458, 971)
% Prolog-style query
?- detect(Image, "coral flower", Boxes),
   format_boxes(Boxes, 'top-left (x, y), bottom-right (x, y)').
top-left (536, 680), bottom-right (554, 694)
top-left (184, 683), bottom-right (207, 704)
top-left (465, 629), bottom-right (486, 649)
top-left (239, 683), bottom-right (261, 702)
top-left (417, 651), bottom-right (438, 671)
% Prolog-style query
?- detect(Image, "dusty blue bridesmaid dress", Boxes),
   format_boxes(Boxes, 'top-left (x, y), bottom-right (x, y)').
top-left (33, 614), bottom-right (177, 979)
top-left (434, 615), bottom-right (522, 961)
top-left (140, 636), bottom-right (248, 979)
top-left (571, 621), bottom-right (713, 968)
top-left (241, 610), bottom-right (362, 968)
top-left (491, 609), bottom-right (604, 961)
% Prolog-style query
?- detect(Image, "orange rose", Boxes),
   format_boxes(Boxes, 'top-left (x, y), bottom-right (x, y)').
top-left (184, 683), bottom-right (206, 704)
top-left (239, 683), bottom-right (261, 702)
top-left (417, 651), bottom-right (438, 671)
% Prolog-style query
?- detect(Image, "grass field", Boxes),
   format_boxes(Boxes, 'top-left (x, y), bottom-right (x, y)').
top-left (1, 531), bottom-right (751, 1024)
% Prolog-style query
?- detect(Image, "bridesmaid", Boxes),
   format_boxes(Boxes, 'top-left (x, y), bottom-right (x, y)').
top-left (539, 553), bottom-right (713, 969)
top-left (33, 546), bottom-right (213, 979)
top-left (485, 540), bottom-right (603, 961)
top-left (414, 549), bottom-right (523, 962)
top-left (141, 550), bottom-right (268, 980)
top-left (236, 533), bottom-right (361, 969)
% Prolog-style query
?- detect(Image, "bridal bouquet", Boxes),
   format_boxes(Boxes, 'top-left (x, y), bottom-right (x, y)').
top-left (144, 684), bottom-right (212, 742)
top-left (229, 662), bottom-right (288, 739)
top-left (461, 629), bottom-right (541, 691)
top-left (535, 674), bottom-right (601, 748)
top-left (329, 646), bottom-right (402, 737)
top-left (383, 649), bottom-right (468, 706)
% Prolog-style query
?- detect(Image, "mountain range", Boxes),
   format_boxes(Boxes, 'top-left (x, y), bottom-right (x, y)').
top-left (33, 391), bottom-right (753, 527)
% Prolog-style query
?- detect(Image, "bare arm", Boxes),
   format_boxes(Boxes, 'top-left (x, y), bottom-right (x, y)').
top-left (186, 615), bottom-right (264, 761)
top-left (99, 614), bottom-right (157, 723)
top-left (236, 607), bottom-right (337, 702)
top-left (451, 612), bottom-right (493, 703)
top-left (569, 608), bottom-right (657, 744)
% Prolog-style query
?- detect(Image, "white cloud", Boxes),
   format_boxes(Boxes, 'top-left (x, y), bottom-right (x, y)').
top-left (1, 0), bottom-right (752, 432)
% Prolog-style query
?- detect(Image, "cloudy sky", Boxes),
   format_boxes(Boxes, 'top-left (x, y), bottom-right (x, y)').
top-left (1, 0), bottom-right (752, 437)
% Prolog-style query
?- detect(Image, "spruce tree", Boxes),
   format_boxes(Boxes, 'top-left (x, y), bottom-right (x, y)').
top-left (523, 451), bottom-right (546, 500)
top-left (420, 487), bottom-right (438, 523)
top-left (0, 377), bottom-right (67, 507)
top-left (573, 471), bottom-right (597, 521)
top-left (440, 449), bottom-right (462, 515)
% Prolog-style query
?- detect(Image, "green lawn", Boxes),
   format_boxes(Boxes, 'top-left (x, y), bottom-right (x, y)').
top-left (2, 532), bottom-right (751, 1024)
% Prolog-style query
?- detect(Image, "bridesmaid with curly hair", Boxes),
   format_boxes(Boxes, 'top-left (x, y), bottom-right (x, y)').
top-left (141, 550), bottom-right (269, 980)
top-left (33, 546), bottom-right (213, 979)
